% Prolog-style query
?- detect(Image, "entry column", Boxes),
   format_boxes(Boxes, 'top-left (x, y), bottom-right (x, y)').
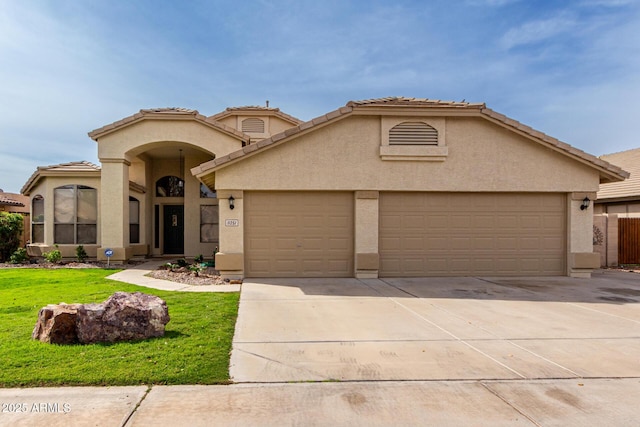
top-left (216, 190), bottom-right (244, 279)
top-left (355, 191), bottom-right (379, 278)
top-left (98, 158), bottom-right (130, 263)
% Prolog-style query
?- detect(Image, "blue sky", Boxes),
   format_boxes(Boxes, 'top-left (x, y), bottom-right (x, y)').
top-left (1, 0), bottom-right (639, 193)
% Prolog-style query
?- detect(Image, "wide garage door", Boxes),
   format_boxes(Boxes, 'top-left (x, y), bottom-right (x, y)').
top-left (245, 192), bottom-right (354, 277)
top-left (379, 193), bottom-right (566, 277)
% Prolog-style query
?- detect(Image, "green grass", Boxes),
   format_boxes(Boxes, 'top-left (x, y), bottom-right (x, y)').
top-left (0, 268), bottom-right (239, 387)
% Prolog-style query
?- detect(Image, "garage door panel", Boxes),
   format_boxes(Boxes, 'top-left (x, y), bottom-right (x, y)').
top-left (245, 192), bottom-right (354, 277)
top-left (380, 193), bottom-right (566, 277)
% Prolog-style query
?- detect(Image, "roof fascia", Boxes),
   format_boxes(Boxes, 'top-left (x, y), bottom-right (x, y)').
top-left (89, 112), bottom-right (249, 142)
top-left (21, 169), bottom-right (101, 195)
top-left (594, 195), bottom-right (640, 204)
top-left (209, 108), bottom-right (303, 125)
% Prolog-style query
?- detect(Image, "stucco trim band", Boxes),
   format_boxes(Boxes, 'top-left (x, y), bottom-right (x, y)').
top-left (570, 252), bottom-right (600, 269)
top-left (215, 252), bottom-right (244, 271)
top-left (356, 253), bottom-right (380, 270)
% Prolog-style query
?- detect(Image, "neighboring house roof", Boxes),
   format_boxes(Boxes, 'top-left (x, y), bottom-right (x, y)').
top-left (191, 97), bottom-right (629, 184)
top-left (88, 107), bottom-right (249, 142)
top-left (208, 105), bottom-right (303, 125)
top-left (21, 161), bottom-right (101, 195)
top-left (597, 148), bottom-right (640, 202)
top-left (0, 193), bottom-right (26, 207)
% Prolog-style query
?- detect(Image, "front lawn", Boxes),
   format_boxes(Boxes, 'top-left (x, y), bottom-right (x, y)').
top-left (0, 268), bottom-right (239, 387)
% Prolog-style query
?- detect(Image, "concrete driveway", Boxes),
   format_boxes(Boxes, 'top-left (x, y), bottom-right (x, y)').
top-left (231, 270), bottom-right (640, 383)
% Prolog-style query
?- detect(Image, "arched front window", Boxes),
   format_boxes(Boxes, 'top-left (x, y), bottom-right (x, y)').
top-left (129, 196), bottom-right (140, 244)
top-left (156, 176), bottom-right (184, 197)
top-left (54, 185), bottom-right (97, 244)
top-left (31, 195), bottom-right (44, 243)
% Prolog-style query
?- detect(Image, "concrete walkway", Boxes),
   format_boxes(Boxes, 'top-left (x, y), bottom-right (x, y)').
top-left (106, 260), bottom-right (240, 292)
top-left (2, 378), bottom-right (639, 426)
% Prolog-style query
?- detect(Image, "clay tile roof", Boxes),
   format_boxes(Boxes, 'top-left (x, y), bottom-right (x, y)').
top-left (347, 96), bottom-right (485, 108)
top-left (88, 107), bottom-right (248, 141)
top-left (208, 106), bottom-right (303, 125)
top-left (139, 107), bottom-right (197, 114)
top-left (21, 161), bottom-right (101, 195)
top-left (38, 160), bottom-right (102, 172)
top-left (0, 194), bottom-right (25, 207)
top-left (226, 106), bottom-right (280, 112)
top-left (597, 148), bottom-right (640, 201)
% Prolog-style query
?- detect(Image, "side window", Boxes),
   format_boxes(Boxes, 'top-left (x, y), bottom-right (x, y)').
top-left (31, 195), bottom-right (44, 243)
top-left (129, 196), bottom-right (140, 244)
top-left (54, 185), bottom-right (97, 244)
top-left (200, 205), bottom-right (218, 243)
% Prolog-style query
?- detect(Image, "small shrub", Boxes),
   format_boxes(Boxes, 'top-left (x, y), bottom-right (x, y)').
top-left (43, 246), bottom-right (62, 264)
top-left (9, 248), bottom-right (29, 264)
top-left (176, 258), bottom-right (188, 268)
top-left (0, 212), bottom-right (23, 262)
top-left (194, 254), bottom-right (204, 263)
top-left (189, 263), bottom-right (206, 277)
top-left (163, 262), bottom-right (179, 272)
top-left (75, 245), bottom-right (88, 263)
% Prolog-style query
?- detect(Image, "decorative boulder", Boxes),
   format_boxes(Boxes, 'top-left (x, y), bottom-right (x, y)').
top-left (32, 303), bottom-right (82, 344)
top-left (31, 292), bottom-right (170, 345)
top-left (76, 292), bottom-right (170, 344)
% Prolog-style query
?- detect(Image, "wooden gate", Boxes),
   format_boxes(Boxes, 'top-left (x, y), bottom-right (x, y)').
top-left (618, 218), bottom-right (640, 264)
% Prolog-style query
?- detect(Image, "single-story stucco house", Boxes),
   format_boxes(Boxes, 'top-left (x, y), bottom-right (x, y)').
top-left (21, 97), bottom-right (628, 279)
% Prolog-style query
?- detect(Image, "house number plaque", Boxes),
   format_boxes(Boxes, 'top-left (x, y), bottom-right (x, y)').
top-left (225, 219), bottom-right (239, 227)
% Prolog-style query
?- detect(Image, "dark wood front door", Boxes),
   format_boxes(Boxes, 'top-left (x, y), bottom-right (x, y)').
top-left (163, 205), bottom-right (184, 254)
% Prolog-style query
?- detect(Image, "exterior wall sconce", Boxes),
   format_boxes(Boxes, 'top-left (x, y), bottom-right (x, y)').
top-left (228, 195), bottom-right (235, 210)
top-left (580, 196), bottom-right (591, 211)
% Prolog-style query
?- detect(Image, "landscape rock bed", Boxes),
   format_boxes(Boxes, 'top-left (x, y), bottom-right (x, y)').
top-left (147, 266), bottom-right (229, 286)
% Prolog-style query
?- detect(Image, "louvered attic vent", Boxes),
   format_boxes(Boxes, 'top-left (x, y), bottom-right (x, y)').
top-left (389, 122), bottom-right (438, 145)
top-left (242, 118), bottom-right (265, 133)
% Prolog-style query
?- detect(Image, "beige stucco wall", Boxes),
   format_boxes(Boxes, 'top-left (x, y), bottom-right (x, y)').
top-left (214, 116), bottom-right (600, 192)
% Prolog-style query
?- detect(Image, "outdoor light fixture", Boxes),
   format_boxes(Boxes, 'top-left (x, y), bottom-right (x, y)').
top-left (580, 196), bottom-right (591, 211)
top-left (228, 195), bottom-right (235, 210)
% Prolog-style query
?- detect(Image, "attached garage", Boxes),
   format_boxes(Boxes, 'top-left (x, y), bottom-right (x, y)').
top-left (195, 97), bottom-right (628, 279)
top-left (379, 192), bottom-right (566, 276)
top-left (244, 192), bottom-right (354, 277)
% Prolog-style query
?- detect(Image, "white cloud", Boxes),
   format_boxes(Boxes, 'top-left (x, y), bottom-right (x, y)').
top-left (500, 12), bottom-right (577, 50)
